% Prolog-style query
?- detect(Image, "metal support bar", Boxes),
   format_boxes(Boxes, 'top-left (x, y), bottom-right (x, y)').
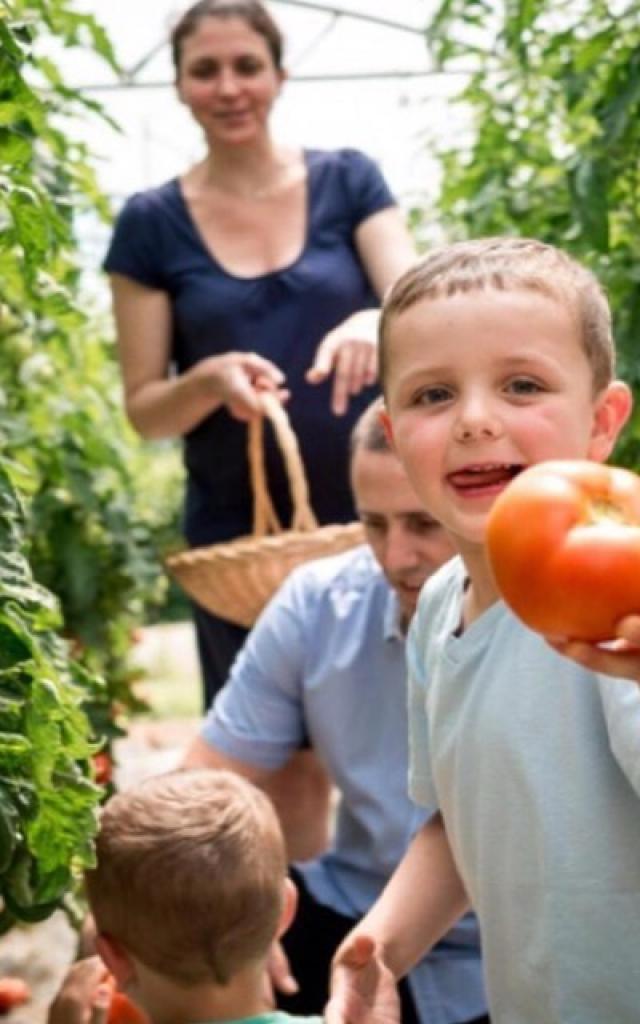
top-left (77, 69), bottom-right (471, 93)
top-left (271, 0), bottom-right (426, 35)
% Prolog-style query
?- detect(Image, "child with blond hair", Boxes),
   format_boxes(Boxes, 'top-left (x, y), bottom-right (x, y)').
top-left (78, 770), bottom-right (318, 1024)
top-left (327, 237), bottom-right (640, 1024)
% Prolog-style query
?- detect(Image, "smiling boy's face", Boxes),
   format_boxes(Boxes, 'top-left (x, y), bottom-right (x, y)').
top-left (382, 287), bottom-right (630, 558)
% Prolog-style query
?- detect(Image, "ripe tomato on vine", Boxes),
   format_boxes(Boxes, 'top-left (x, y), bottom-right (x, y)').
top-left (93, 751), bottom-right (114, 787)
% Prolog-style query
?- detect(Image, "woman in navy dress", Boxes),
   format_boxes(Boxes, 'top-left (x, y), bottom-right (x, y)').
top-left (103, 0), bottom-right (416, 851)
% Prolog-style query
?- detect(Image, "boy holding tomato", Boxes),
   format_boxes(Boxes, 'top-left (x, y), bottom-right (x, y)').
top-left (73, 769), bottom-right (321, 1024)
top-left (327, 237), bottom-right (640, 1024)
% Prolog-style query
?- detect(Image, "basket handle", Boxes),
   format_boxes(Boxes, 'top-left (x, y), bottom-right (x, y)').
top-left (249, 392), bottom-right (318, 536)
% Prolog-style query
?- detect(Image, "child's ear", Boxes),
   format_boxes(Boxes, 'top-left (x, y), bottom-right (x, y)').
top-left (588, 380), bottom-right (632, 462)
top-left (379, 406), bottom-right (395, 450)
top-left (275, 877), bottom-right (298, 940)
top-left (95, 932), bottom-right (137, 989)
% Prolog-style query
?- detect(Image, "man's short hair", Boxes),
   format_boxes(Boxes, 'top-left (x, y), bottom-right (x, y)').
top-left (85, 770), bottom-right (286, 986)
top-left (379, 236), bottom-right (615, 395)
top-left (350, 396), bottom-right (392, 455)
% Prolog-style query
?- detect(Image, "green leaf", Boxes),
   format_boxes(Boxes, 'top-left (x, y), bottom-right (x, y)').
top-left (0, 620), bottom-right (33, 669)
top-left (597, 52), bottom-right (640, 145)
top-left (569, 158), bottom-right (610, 250)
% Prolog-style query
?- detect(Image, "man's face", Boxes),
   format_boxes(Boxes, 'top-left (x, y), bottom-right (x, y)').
top-left (351, 447), bottom-right (455, 625)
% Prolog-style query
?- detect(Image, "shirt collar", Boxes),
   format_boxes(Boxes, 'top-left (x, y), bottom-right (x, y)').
top-left (383, 586), bottom-right (405, 643)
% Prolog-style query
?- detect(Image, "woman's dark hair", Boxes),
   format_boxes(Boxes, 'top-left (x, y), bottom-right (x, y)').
top-left (171, 0), bottom-right (284, 73)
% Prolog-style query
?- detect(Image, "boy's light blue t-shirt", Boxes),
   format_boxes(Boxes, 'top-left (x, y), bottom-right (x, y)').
top-left (408, 555), bottom-right (640, 1024)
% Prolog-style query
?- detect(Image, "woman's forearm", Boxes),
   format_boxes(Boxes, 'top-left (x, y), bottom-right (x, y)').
top-left (124, 364), bottom-right (224, 440)
top-left (125, 351), bottom-right (287, 440)
top-left (112, 275), bottom-right (285, 439)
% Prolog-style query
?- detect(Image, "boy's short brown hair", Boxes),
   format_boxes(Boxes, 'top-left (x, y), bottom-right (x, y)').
top-left (379, 237), bottom-right (615, 394)
top-left (85, 770), bottom-right (286, 986)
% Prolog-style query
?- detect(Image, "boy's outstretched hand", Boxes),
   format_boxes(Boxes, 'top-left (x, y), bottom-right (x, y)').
top-left (47, 957), bottom-right (110, 1024)
top-left (549, 615), bottom-right (640, 683)
top-left (325, 934), bottom-right (400, 1024)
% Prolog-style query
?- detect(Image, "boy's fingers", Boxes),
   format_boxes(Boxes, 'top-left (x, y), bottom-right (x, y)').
top-left (616, 614), bottom-right (640, 647)
top-left (548, 636), bottom-right (640, 684)
top-left (90, 987), bottom-right (110, 1024)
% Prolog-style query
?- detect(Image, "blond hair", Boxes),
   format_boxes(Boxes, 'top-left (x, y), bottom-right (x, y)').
top-left (379, 237), bottom-right (614, 394)
top-left (85, 770), bottom-right (286, 986)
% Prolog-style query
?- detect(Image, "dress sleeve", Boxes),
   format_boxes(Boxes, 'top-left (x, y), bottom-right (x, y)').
top-left (199, 569), bottom-right (314, 770)
top-left (339, 148), bottom-right (397, 228)
top-left (102, 191), bottom-right (166, 289)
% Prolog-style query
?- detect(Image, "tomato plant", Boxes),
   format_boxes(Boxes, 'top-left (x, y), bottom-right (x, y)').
top-left (0, 465), bottom-right (103, 931)
top-left (0, 2), bottom-right (175, 931)
top-left (486, 460), bottom-right (640, 641)
top-left (92, 751), bottom-right (114, 787)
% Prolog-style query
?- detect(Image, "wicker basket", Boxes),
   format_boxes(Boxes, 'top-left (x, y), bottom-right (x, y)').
top-left (165, 393), bottom-right (364, 627)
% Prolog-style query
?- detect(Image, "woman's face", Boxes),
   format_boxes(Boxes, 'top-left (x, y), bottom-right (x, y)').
top-left (176, 16), bottom-right (285, 146)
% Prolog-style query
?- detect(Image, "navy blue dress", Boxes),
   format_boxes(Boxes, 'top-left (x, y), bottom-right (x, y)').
top-left (104, 147), bottom-right (396, 703)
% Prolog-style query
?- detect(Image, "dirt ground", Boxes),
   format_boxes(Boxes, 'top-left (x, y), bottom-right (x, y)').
top-left (0, 623), bottom-right (201, 1024)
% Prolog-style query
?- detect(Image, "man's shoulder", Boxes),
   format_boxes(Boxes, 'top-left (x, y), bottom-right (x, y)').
top-left (279, 545), bottom-right (387, 626)
top-left (287, 543), bottom-right (381, 598)
top-left (248, 546), bottom-right (384, 647)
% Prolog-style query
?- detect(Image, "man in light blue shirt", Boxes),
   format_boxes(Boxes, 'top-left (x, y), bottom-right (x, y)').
top-left (183, 400), bottom-right (487, 1024)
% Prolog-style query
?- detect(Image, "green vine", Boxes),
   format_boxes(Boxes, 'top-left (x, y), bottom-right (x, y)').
top-left (0, 462), bottom-right (102, 931)
top-left (0, 0), bottom-right (173, 924)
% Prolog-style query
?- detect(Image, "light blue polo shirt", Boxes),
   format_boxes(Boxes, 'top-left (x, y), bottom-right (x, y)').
top-left (202, 546), bottom-right (486, 1024)
top-left (409, 555), bottom-right (640, 1023)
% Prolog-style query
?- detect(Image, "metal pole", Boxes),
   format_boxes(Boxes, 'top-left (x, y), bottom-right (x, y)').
top-left (78, 69), bottom-right (472, 93)
top-left (271, 0), bottom-right (426, 35)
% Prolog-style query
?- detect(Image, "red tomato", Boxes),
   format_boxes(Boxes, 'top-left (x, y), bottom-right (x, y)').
top-left (486, 459), bottom-right (640, 641)
top-left (0, 977), bottom-right (30, 1013)
top-left (107, 991), bottom-right (149, 1024)
top-left (93, 751), bottom-right (113, 786)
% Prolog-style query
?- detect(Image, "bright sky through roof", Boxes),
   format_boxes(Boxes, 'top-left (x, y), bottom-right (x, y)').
top-left (54, 1), bottom-right (468, 289)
